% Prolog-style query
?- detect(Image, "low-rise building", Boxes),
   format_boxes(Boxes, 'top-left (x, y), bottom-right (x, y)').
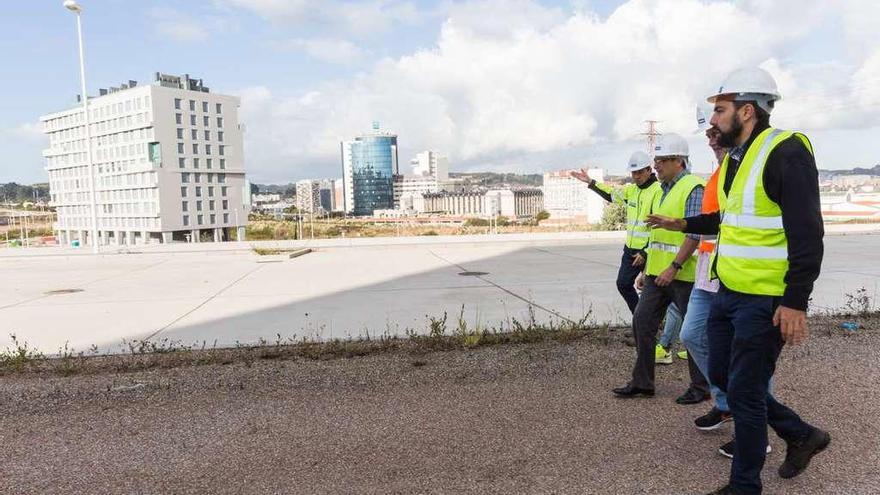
top-left (541, 169), bottom-right (606, 224)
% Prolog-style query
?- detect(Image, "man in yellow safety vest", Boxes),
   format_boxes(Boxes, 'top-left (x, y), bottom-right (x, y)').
top-left (572, 152), bottom-right (659, 315)
top-left (647, 67), bottom-right (829, 495)
top-left (609, 134), bottom-right (709, 404)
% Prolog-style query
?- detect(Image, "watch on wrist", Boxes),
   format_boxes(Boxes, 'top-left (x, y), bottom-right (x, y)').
top-left (671, 261), bottom-right (683, 270)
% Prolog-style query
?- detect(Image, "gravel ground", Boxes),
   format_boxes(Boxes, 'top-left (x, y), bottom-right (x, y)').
top-left (1, 317), bottom-right (878, 495)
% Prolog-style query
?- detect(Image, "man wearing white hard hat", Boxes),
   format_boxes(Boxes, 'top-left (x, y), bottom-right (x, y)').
top-left (647, 67), bottom-right (829, 495)
top-left (571, 151), bottom-right (660, 315)
top-left (611, 133), bottom-right (709, 405)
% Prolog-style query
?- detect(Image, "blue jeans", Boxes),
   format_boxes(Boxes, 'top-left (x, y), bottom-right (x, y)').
top-left (708, 286), bottom-right (814, 494)
top-left (679, 288), bottom-right (728, 411)
top-left (658, 302), bottom-right (683, 349)
top-left (616, 246), bottom-right (643, 315)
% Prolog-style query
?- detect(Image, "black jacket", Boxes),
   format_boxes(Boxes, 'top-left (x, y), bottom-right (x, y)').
top-left (684, 123), bottom-right (823, 310)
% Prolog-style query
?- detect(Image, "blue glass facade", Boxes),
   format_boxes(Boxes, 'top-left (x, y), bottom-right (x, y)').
top-left (350, 135), bottom-right (397, 216)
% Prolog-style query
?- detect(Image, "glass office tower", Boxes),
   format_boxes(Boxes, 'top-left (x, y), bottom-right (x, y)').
top-left (342, 123), bottom-right (398, 216)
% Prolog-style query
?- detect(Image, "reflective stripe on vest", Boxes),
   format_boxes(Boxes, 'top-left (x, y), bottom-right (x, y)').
top-left (716, 244), bottom-right (787, 260)
top-left (721, 213), bottom-right (783, 229)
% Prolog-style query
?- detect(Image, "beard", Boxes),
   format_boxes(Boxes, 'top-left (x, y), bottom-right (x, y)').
top-left (716, 113), bottom-right (743, 148)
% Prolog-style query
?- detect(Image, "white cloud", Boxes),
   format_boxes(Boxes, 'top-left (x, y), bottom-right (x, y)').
top-left (233, 0), bottom-right (880, 182)
top-left (10, 122), bottom-right (44, 142)
top-left (222, 0), bottom-right (429, 36)
top-left (272, 38), bottom-right (370, 65)
top-left (149, 8), bottom-right (237, 43)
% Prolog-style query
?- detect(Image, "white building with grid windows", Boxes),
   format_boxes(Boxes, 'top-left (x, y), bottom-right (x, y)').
top-left (41, 73), bottom-right (249, 246)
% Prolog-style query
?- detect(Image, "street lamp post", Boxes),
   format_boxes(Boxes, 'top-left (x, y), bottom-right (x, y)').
top-left (64, 0), bottom-right (100, 253)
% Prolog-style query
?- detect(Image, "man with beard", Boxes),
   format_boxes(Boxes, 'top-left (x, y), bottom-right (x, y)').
top-left (647, 67), bottom-right (829, 495)
top-left (610, 133), bottom-right (709, 404)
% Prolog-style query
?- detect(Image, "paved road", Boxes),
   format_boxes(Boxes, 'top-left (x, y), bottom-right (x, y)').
top-left (1, 233), bottom-right (879, 353)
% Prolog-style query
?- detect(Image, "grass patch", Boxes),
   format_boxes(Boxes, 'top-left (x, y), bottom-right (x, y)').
top-left (4, 303), bottom-right (878, 377)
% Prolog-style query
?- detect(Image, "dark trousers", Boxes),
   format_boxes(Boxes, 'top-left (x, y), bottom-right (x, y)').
top-left (630, 275), bottom-right (709, 393)
top-left (708, 286), bottom-right (814, 494)
top-left (616, 247), bottom-right (642, 315)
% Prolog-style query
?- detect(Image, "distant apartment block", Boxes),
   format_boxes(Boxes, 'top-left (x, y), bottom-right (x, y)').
top-left (416, 189), bottom-right (543, 218)
top-left (410, 150), bottom-right (449, 180)
top-left (394, 150), bottom-right (456, 209)
top-left (318, 179), bottom-right (337, 212)
top-left (340, 122), bottom-right (399, 216)
top-left (41, 73), bottom-right (249, 246)
top-left (542, 169), bottom-right (606, 224)
top-left (296, 179), bottom-right (322, 214)
top-left (332, 179), bottom-right (345, 212)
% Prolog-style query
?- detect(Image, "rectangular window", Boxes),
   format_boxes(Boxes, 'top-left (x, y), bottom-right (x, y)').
top-left (195, 186), bottom-right (202, 197)
top-left (209, 200), bottom-right (215, 210)
top-left (208, 186), bottom-right (215, 197)
top-left (210, 214), bottom-right (216, 224)
top-left (182, 201), bottom-right (188, 212)
top-left (181, 186), bottom-right (187, 197)
top-left (219, 158), bottom-right (226, 169)
top-left (218, 145), bottom-right (225, 156)
top-left (197, 214), bottom-right (203, 226)
top-left (178, 157), bottom-right (186, 168)
top-left (217, 131), bottom-right (224, 142)
top-left (222, 199), bottom-right (229, 210)
top-left (183, 215), bottom-right (189, 226)
top-left (223, 213), bottom-right (229, 224)
top-left (192, 157), bottom-right (199, 168)
top-left (207, 173), bottom-right (213, 183)
top-left (189, 100), bottom-right (195, 111)
top-left (216, 117), bottom-right (223, 128)
top-left (176, 128), bottom-right (184, 139)
top-left (181, 173), bottom-right (189, 183)
top-left (190, 114), bottom-right (196, 126)
top-left (177, 143), bottom-right (184, 154)
top-left (218, 173), bottom-right (226, 183)
top-left (204, 130), bottom-right (210, 140)
top-left (175, 113), bottom-right (182, 124)
top-left (222, 186), bottom-right (228, 196)
top-left (194, 172), bottom-right (201, 183)
top-left (191, 129), bottom-right (198, 140)
top-left (203, 115), bottom-right (210, 127)
top-left (174, 98), bottom-right (181, 110)
top-left (196, 201), bottom-right (202, 211)
top-left (205, 144), bottom-right (212, 155)
top-left (192, 143), bottom-right (199, 154)
top-left (216, 103), bottom-right (222, 114)
top-left (206, 158), bottom-right (212, 169)
top-left (202, 101), bottom-right (208, 113)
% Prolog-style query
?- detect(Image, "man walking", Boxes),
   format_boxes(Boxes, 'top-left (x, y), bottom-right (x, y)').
top-left (572, 151), bottom-right (659, 315)
top-left (648, 67), bottom-right (830, 494)
top-left (610, 133), bottom-right (709, 403)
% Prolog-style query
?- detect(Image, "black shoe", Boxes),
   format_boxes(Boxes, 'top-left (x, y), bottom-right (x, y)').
top-left (695, 407), bottom-right (733, 431)
top-left (705, 485), bottom-right (742, 495)
top-left (778, 428), bottom-right (831, 479)
top-left (676, 387), bottom-right (711, 405)
top-left (718, 439), bottom-right (772, 459)
top-left (612, 384), bottom-right (655, 398)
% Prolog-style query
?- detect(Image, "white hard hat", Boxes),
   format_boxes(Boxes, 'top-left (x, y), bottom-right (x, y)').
top-left (626, 150), bottom-right (652, 172)
top-left (706, 67), bottom-right (781, 113)
top-left (654, 133), bottom-right (689, 158)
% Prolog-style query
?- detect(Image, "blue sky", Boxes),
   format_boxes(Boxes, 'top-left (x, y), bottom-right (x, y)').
top-left (2, 0), bottom-right (879, 184)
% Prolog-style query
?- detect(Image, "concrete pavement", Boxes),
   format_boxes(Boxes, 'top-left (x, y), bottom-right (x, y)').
top-left (1, 232), bottom-right (879, 354)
